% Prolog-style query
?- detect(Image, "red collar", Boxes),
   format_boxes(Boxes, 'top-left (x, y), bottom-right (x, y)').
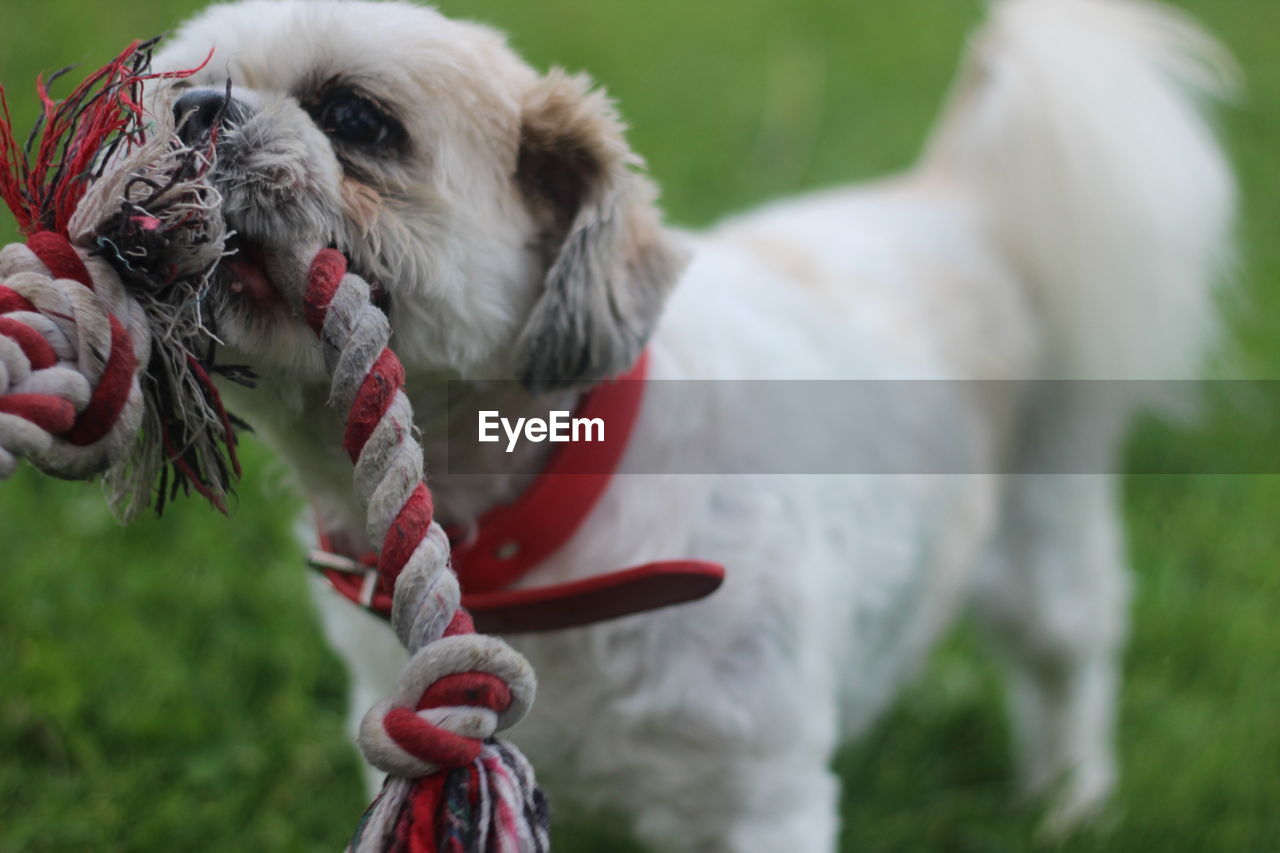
top-left (308, 353), bottom-right (725, 633)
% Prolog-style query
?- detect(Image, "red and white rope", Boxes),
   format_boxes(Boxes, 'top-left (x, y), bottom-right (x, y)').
top-left (303, 250), bottom-right (546, 852)
top-left (0, 233), bottom-right (149, 481)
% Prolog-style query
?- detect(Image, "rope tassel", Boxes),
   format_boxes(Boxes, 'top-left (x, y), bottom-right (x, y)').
top-left (0, 39), bottom-right (241, 517)
top-left (303, 250), bottom-right (550, 853)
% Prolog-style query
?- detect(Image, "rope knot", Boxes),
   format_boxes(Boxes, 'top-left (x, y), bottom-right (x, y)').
top-left (0, 233), bottom-right (148, 480)
top-left (360, 638), bottom-right (532, 776)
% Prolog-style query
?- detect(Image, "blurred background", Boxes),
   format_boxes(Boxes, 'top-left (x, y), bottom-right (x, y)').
top-left (1, 0), bottom-right (1278, 850)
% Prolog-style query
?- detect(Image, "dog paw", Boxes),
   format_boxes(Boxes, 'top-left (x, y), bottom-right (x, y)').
top-left (1034, 762), bottom-right (1117, 843)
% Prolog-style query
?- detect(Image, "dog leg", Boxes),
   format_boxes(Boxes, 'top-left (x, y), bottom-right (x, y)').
top-left (513, 592), bottom-right (844, 853)
top-left (307, 574), bottom-right (407, 797)
top-left (972, 470), bottom-right (1130, 836)
top-left (625, 746), bottom-right (840, 853)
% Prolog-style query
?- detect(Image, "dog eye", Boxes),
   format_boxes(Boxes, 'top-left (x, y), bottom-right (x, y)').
top-left (319, 95), bottom-right (390, 147)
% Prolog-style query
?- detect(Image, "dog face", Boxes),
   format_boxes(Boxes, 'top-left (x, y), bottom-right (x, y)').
top-left (152, 0), bottom-right (684, 388)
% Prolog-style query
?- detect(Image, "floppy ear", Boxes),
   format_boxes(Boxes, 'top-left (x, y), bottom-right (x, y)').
top-left (514, 70), bottom-right (686, 393)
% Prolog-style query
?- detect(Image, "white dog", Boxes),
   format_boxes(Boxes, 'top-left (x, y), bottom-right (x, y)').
top-left (150, 0), bottom-right (1236, 849)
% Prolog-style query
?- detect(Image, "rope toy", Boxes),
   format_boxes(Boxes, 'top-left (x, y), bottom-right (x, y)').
top-left (1, 42), bottom-right (550, 852)
top-left (0, 38), bottom-right (241, 516)
top-left (305, 250), bottom-right (548, 852)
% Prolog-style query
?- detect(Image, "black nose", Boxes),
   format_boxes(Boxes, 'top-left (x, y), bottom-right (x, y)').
top-left (172, 89), bottom-right (244, 145)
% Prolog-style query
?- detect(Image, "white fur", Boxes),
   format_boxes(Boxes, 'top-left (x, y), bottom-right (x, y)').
top-left (152, 1), bottom-right (1237, 849)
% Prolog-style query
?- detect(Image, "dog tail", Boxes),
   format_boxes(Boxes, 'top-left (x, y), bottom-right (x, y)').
top-left (922, 0), bottom-right (1238, 387)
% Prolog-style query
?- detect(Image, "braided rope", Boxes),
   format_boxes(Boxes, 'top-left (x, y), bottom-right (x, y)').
top-left (303, 250), bottom-right (549, 853)
top-left (0, 232), bottom-right (149, 481)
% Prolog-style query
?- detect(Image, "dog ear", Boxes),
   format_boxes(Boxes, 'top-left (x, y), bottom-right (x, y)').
top-left (514, 70), bottom-right (685, 393)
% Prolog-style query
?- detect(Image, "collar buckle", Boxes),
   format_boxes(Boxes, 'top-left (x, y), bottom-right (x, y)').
top-left (308, 549), bottom-right (380, 607)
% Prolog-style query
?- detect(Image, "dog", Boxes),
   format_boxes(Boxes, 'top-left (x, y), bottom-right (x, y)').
top-left (148, 0), bottom-right (1237, 849)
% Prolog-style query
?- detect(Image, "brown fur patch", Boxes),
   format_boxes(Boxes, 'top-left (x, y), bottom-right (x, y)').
top-left (512, 70), bottom-right (685, 391)
top-left (734, 230), bottom-right (840, 302)
top-left (340, 176), bottom-right (383, 238)
top-left (515, 71), bottom-right (627, 239)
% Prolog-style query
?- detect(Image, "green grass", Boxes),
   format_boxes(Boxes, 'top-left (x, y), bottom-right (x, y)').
top-left (2, 0), bottom-right (1279, 850)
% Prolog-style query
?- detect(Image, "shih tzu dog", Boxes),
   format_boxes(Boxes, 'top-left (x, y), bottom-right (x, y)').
top-left (147, 0), bottom-right (1236, 849)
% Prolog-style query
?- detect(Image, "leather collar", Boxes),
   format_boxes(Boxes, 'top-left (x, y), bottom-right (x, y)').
top-left (308, 353), bottom-right (725, 633)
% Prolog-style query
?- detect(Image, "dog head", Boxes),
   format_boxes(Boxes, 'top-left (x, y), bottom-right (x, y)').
top-left (152, 0), bottom-right (684, 389)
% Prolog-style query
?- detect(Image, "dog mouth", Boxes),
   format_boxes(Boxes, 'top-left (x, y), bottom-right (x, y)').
top-left (220, 233), bottom-right (286, 308)
top-left (217, 232), bottom-right (389, 314)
